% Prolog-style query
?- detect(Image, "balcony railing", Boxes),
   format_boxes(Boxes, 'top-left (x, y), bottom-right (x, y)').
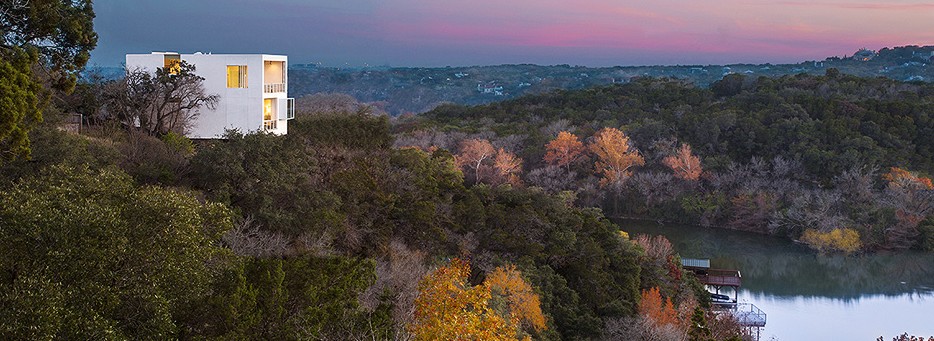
top-left (263, 120), bottom-right (277, 130)
top-left (264, 83), bottom-right (285, 93)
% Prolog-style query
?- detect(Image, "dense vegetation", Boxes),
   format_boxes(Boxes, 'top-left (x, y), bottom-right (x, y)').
top-left (396, 72), bottom-right (934, 252)
top-left (1, 106), bottom-right (728, 339)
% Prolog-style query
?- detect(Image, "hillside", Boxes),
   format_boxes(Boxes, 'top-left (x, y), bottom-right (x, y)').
top-left (287, 45), bottom-right (934, 115)
top-left (394, 72), bottom-right (934, 252)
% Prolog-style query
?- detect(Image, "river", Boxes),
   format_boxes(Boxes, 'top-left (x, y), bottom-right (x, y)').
top-left (618, 220), bottom-right (934, 340)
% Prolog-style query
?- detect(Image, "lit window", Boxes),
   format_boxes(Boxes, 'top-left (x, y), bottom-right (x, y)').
top-left (227, 65), bottom-right (248, 88)
top-left (164, 55), bottom-right (181, 75)
top-left (263, 98), bottom-right (274, 121)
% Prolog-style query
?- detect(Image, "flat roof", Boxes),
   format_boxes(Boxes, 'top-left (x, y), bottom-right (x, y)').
top-left (126, 52), bottom-right (287, 59)
top-left (681, 258), bottom-right (710, 269)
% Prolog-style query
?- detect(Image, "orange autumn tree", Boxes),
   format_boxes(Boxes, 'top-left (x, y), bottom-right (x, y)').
top-left (663, 143), bottom-right (702, 181)
top-left (883, 167), bottom-right (934, 190)
top-left (588, 127), bottom-right (645, 190)
top-left (639, 287), bottom-right (680, 328)
top-left (493, 148), bottom-right (523, 186)
top-left (410, 259), bottom-right (546, 341)
top-left (544, 131), bottom-right (585, 171)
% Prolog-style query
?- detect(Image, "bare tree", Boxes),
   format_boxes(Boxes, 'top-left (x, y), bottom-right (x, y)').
top-left (527, 165), bottom-right (577, 193)
top-left (222, 217), bottom-right (291, 257)
top-left (105, 61), bottom-right (218, 136)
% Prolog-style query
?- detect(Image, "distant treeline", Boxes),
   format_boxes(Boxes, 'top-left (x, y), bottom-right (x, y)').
top-left (284, 45), bottom-right (934, 115)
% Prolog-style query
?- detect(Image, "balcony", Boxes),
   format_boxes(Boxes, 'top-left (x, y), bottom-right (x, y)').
top-left (263, 120), bottom-right (277, 130)
top-left (264, 83), bottom-right (285, 93)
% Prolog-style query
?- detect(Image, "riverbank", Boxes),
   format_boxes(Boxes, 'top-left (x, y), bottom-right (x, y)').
top-left (617, 220), bottom-right (934, 339)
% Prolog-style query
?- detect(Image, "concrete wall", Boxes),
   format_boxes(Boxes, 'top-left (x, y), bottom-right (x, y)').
top-left (125, 53), bottom-right (292, 139)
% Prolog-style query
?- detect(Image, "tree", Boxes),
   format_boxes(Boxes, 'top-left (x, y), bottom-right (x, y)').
top-left (588, 127), bottom-right (644, 190)
top-left (0, 0), bottom-right (97, 91)
top-left (410, 258), bottom-right (513, 340)
top-left (0, 0), bottom-right (97, 161)
top-left (484, 265), bottom-right (547, 335)
top-left (493, 147), bottom-right (523, 186)
top-left (638, 287), bottom-right (680, 329)
top-left (106, 62), bottom-right (218, 136)
top-left (456, 138), bottom-right (496, 184)
top-left (544, 131), bottom-right (585, 172)
top-left (0, 50), bottom-right (43, 163)
top-left (410, 259), bottom-right (545, 341)
top-left (881, 167), bottom-right (934, 249)
top-left (800, 228), bottom-right (862, 254)
top-left (0, 165), bottom-right (233, 339)
top-left (663, 143), bottom-right (702, 181)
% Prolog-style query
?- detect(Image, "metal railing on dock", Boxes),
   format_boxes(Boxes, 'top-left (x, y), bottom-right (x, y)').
top-left (732, 303), bottom-right (766, 327)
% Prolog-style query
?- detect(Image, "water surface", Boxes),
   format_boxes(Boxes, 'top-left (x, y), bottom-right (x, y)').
top-left (618, 220), bottom-right (934, 340)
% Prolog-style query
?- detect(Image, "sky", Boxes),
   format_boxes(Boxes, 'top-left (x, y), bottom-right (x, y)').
top-left (91, 0), bottom-right (934, 68)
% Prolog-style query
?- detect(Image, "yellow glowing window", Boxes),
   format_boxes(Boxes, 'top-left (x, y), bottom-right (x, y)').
top-left (227, 65), bottom-right (248, 88)
top-left (164, 55), bottom-right (181, 75)
top-left (263, 99), bottom-right (274, 120)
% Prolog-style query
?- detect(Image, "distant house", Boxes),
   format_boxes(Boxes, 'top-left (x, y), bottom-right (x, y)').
top-left (125, 52), bottom-right (295, 139)
top-left (477, 82), bottom-right (504, 95)
top-left (853, 48), bottom-right (876, 62)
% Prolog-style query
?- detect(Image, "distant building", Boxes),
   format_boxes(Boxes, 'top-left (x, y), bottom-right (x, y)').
top-left (125, 52), bottom-right (295, 139)
top-left (477, 82), bottom-right (504, 94)
top-left (853, 48), bottom-right (876, 62)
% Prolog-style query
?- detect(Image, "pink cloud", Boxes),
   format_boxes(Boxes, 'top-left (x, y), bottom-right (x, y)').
top-left (779, 2), bottom-right (934, 10)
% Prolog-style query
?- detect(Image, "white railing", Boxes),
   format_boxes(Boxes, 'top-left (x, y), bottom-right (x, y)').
top-left (264, 83), bottom-right (285, 93)
top-left (263, 120), bottom-right (277, 130)
top-left (733, 303), bottom-right (766, 327)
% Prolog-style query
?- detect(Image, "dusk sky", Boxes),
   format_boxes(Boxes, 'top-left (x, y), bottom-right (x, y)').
top-left (91, 0), bottom-right (934, 67)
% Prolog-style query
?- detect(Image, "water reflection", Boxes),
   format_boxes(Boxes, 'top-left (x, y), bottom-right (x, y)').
top-left (618, 220), bottom-right (934, 301)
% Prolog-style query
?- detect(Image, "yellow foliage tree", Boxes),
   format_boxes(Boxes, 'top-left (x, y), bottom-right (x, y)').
top-left (801, 228), bottom-right (862, 254)
top-left (588, 127), bottom-right (644, 190)
top-left (663, 143), bottom-right (703, 181)
top-left (544, 131), bottom-right (585, 171)
top-left (410, 259), bottom-right (545, 341)
top-left (484, 265), bottom-right (547, 334)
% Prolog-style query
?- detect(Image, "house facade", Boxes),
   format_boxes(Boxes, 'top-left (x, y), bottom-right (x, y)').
top-left (125, 52), bottom-right (295, 139)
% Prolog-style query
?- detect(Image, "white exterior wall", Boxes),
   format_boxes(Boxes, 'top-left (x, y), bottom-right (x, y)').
top-left (125, 53), bottom-right (292, 139)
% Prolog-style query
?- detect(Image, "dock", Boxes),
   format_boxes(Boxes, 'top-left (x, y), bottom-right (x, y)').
top-left (682, 258), bottom-right (767, 339)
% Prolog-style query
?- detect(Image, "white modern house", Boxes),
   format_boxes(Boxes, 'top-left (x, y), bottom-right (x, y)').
top-left (125, 52), bottom-right (295, 138)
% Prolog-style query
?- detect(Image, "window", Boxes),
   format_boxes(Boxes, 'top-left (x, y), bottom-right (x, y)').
top-left (164, 54), bottom-right (181, 75)
top-left (227, 65), bottom-right (248, 88)
top-left (263, 98), bottom-right (274, 121)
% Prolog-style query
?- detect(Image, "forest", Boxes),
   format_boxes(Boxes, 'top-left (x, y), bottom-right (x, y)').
top-left (393, 72), bottom-right (934, 253)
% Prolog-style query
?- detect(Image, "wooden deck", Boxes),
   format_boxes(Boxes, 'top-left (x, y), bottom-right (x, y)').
top-left (694, 269), bottom-right (742, 287)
